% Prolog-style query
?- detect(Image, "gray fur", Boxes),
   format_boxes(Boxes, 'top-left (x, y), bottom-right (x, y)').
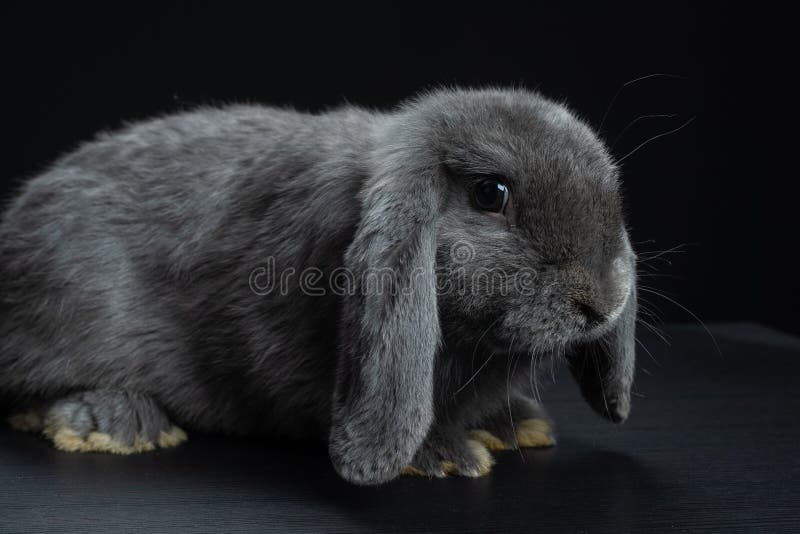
top-left (45, 390), bottom-right (173, 444)
top-left (0, 88), bottom-right (636, 484)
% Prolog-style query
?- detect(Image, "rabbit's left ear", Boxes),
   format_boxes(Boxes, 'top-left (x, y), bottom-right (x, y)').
top-left (567, 284), bottom-right (637, 423)
top-left (328, 158), bottom-right (442, 485)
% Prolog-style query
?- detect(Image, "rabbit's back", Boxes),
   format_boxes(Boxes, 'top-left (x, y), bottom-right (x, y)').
top-left (0, 105), bottom-right (372, 436)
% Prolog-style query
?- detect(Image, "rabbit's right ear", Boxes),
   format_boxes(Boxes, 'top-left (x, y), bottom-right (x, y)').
top-left (329, 150), bottom-right (442, 485)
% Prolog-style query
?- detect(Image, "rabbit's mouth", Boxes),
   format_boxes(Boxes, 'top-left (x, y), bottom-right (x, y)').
top-left (567, 248), bottom-right (636, 338)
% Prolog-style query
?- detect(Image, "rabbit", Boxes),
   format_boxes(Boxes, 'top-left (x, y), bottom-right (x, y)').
top-left (0, 87), bottom-right (637, 485)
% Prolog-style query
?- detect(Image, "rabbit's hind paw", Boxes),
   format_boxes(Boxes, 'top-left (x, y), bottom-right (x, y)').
top-left (468, 429), bottom-right (512, 451)
top-left (469, 417), bottom-right (556, 450)
top-left (515, 418), bottom-right (556, 448)
top-left (8, 390), bottom-right (187, 455)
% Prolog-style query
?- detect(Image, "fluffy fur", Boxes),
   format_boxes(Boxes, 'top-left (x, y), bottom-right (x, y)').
top-left (0, 88), bottom-right (636, 484)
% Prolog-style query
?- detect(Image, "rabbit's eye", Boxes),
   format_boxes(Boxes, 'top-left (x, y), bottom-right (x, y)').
top-left (473, 179), bottom-right (509, 213)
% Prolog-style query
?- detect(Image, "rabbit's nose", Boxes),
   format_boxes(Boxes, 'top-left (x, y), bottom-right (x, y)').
top-left (572, 298), bottom-right (605, 329)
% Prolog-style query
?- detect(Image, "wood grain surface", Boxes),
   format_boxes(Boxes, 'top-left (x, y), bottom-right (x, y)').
top-left (1, 323), bottom-right (798, 533)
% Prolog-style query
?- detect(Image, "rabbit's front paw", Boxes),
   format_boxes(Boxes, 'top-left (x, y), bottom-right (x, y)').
top-left (469, 417), bottom-right (557, 450)
top-left (402, 432), bottom-right (494, 478)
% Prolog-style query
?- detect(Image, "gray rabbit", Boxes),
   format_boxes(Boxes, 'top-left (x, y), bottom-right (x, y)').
top-left (0, 88), bottom-right (636, 485)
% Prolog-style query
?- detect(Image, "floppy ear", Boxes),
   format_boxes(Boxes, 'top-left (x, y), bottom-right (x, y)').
top-left (567, 284), bottom-right (637, 423)
top-left (328, 158), bottom-right (442, 485)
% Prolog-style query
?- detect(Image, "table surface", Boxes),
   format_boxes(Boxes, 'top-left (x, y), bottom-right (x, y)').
top-left (1, 322), bottom-right (798, 533)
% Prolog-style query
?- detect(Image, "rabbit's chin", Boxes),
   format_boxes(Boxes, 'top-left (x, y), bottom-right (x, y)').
top-left (481, 325), bottom-right (587, 357)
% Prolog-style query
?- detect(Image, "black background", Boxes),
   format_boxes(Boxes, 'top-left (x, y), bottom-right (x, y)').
top-left (1, 3), bottom-right (794, 332)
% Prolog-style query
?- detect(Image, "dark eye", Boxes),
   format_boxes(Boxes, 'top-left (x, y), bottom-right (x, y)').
top-left (473, 179), bottom-right (509, 213)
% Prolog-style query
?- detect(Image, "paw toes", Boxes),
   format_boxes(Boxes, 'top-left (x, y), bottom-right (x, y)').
top-left (464, 438), bottom-right (494, 476)
top-left (402, 439), bottom-right (495, 479)
top-left (45, 425), bottom-right (90, 452)
top-left (43, 421), bottom-right (156, 454)
top-left (40, 418), bottom-right (185, 454)
top-left (468, 429), bottom-right (511, 451)
top-left (400, 464), bottom-right (428, 477)
top-left (440, 460), bottom-right (459, 475)
top-left (157, 426), bottom-right (188, 448)
top-left (84, 431), bottom-right (156, 454)
top-left (515, 418), bottom-right (556, 448)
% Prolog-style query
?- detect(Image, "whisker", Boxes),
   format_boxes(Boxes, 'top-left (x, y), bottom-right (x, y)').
top-left (611, 113), bottom-right (678, 149)
top-left (635, 336), bottom-right (662, 367)
top-left (636, 248), bottom-right (690, 270)
top-left (638, 249), bottom-right (687, 259)
top-left (507, 352), bottom-right (521, 451)
top-left (471, 315), bottom-right (502, 367)
top-left (454, 352), bottom-right (494, 396)
top-left (637, 260), bottom-right (664, 273)
top-left (593, 342), bottom-right (611, 416)
top-left (529, 350), bottom-right (541, 404)
top-left (615, 116), bottom-right (697, 165)
top-left (637, 317), bottom-right (671, 346)
top-left (638, 298), bottom-right (664, 316)
top-left (637, 272), bottom-right (680, 280)
top-left (639, 295), bottom-right (666, 318)
top-left (464, 315), bottom-right (503, 396)
top-left (639, 258), bottom-right (674, 268)
top-left (637, 242), bottom-right (689, 254)
top-left (599, 73), bottom-right (688, 132)
top-left (639, 286), bottom-right (723, 357)
top-left (507, 332), bottom-right (518, 358)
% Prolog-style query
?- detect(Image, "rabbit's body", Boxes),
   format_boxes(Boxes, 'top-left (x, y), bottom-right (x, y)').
top-left (0, 106), bottom-right (372, 438)
top-left (1, 89), bottom-right (637, 484)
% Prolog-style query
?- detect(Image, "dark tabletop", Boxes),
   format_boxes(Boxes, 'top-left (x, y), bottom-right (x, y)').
top-left (1, 323), bottom-right (798, 533)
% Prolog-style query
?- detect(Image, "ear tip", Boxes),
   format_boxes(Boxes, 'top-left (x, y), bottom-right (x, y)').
top-left (329, 451), bottom-right (403, 486)
top-left (328, 430), bottom-right (407, 485)
top-left (605, 394), bottom-right (631, 423)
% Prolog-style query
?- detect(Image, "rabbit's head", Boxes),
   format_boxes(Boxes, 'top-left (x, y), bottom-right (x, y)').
top-left (330, 88), bottom-right (636, 484)
top-left (426, 89), bottom-right (637, 421)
